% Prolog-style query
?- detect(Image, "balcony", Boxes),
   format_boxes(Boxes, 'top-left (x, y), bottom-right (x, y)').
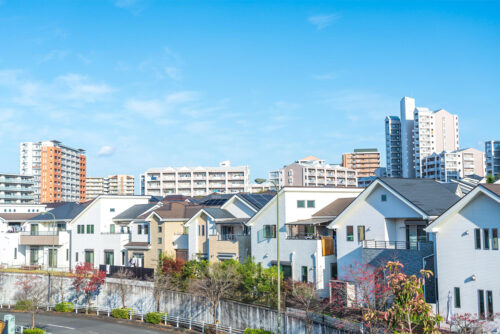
top-left (20, 231), bottom-right (60, 246)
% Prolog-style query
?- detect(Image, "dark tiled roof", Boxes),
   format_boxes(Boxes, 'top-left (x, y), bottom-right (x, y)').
top-left (482, 184), bottom-right (500, 197)
top-left (313, 198), bottom-right (355, 217)
top-left (237, 193), bottom-right (274, 210)
top-left (28, 202), bottom-right (90, 221)
top-left (380, 178), bottom-right (461, 216)
top-left (0, 213), bottom-right (40, 221)
top-left (203, 208), bottom-right (235, 219)
top-left (124, 242), bottom-right (150, 247)
top-left (114, 204), bottom-right (156, 220)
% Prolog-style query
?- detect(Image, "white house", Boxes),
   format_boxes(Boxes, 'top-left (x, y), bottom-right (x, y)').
top-left (247, 187), bottom-right (362, 296)
top-left (329, 178), bottom-right (460, 303)
top-left (71, 195), bottom-right (150, 269)
top-left (425, 184), bottom-right (500, 320)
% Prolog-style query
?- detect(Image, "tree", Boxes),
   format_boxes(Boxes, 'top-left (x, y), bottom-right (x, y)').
top-left (15, 275), bottom-right (47, 329)
top-left (370, 261), bottom-right (442, 334)
top-left (111, 268), bottom-right (134, 308)
top-left (486, 174), bottom-right (495, 184)
top-left (288, 282), bottom-right (329, 334)
top-left (236, 258), bottom-right (279, 307)
top-left (190, 261), bottom-right (238, 323)
top-left (72, 262), bottom-right (106, 311)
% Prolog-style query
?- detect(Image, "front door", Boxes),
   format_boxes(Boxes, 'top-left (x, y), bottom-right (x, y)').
top-left (30, 247), bottom-right (39, 265)
top-left (406, 225), bottom-right (426, 250)
top-left (105, 251), bottom-right (114, 266)
top-left (48, 249), bottom-right (57, 268)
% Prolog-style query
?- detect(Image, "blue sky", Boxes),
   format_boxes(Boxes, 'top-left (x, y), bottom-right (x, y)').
top-left (0, 0), bottom-right (498, 187)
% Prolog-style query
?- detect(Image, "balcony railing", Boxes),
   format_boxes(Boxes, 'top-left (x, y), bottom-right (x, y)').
top-left (21, 231), bottom-right (58, 236)
top-left (362, 240), bottom-right (432, 250)
top-left (217, 234), bottom-right (248, 241)
top-left (287, 233), bottom-right (321, 240)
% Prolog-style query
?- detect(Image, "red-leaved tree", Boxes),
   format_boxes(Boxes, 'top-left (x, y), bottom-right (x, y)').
top-left (72, 262), bottom-right (106, 310)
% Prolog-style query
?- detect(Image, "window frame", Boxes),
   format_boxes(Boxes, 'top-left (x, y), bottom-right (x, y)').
top-left (158, 237), bottom-right (162, 244)
top-left (357, 225), bottom-right (366, 242)
top-left (306, 200), bottom-right (315, 208)
top-left (381, 194), bottom-right (387, 202)
top-left (301, 266), bottom-right (308, 283)
top-left (475, 228), bottom-right (481, 249)
top-left (297, 200), bottom-right (305, 208)
top-left (493, 228), bottom-right (498, 250)
top-left (484, 229), bottom-right (490, 250)
top-left (454, 287), bottom-right (461, 308)
top-left (347, 226), bottom-right (354, 241)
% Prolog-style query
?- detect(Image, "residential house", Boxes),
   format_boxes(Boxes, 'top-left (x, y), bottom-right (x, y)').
top-left (425, 184), bottom-right (500, 319)
top-left (329, 178), bottom-right (460, 302)
top-left (71, 195), bottom-right (150, 269)
top-left (187, 193), bottom-right (274, 262)
top-left (248, 187), bottom-right (363, 296)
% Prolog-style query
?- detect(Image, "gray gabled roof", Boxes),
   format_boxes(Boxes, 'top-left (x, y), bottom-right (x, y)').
top-left (203, 207), bottom-right (235, 219)
top-left (113, 204), bottom-right (157, 221)
top-left (236, 193), bottom-right (275, 210)
top-left (28, 202), bottom-right (89, 221)
top-left (380, 178), bottom-right (461, 216)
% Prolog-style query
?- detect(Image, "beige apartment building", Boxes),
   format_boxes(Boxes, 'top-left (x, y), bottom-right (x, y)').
top-left (342, 149), bottom-right (380, 178)
top-left (87, 175), bottom-right (135, 200)
top-left (421, 148), bottom-right (485, 182)
top-left (269, 156), bottom-right (358, 188)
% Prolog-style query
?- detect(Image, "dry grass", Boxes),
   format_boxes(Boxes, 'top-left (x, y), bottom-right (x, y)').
top-left (0, 268), bottom-right (74, 277)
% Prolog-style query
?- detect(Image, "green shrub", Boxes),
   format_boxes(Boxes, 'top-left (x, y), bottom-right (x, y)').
top-left (244, 329), bottom-right (273, 334)
top-left (15, 300), bottom-right (32, 311)
top-left (54, 302), bottom-right (74, 312)
top-left (112, 308), bottom-right (133, 319)
top-left (145, 312), bottom-right (162, 325)
top-left (23, 328), bottom-right (46, 334)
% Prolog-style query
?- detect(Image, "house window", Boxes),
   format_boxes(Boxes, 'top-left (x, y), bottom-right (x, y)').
top-left (14, 248), bottom-right (17, 259)
top-left (307, 200), bottom-right (315, 208)
top-left (138, 225), bottom-right (143, 235)
top-left (264, 225), bottom-right (277, 238)
top-left (301, 266), bottom-right (308, 283)
top-left (475, 229), bottom-right (481, 249)
top-left (110, 224), bottom-right (115, 233)
top-left (121, 251), bottom-right (126, 265)
top-left (85, 250), bottom-right (94, 265)
top-left (48, 249), bottom-right (57, 267)
top-left (66, 249), bottom-right (69, 261)
top-left (86, 225), bottom-right (94, 234)
top-left (202, 225), bottom-right (205, 236)
top-left (144, 224), bottom-right (149, 235)
top-left (484, 229), bottom-right (490, 250)
top-left (297, 200), bottom-right (305, 208)
top-left (158, 226), bottom-right (162, 233)
top-left (478, 290), bottom-right (486, 319)
top-left (357, 226), bottom-right (365, 241)
top-left (487, 291), bottom-right (493, 319)
top-left (381, 194), bottom-right (387, 202)
top-left (158, 237), bottom-right (162, 244)
top-left (104, 251), bottom-right (114, 265)
top-left (158, 249), bottom-right (162, 261)
top-left (493, 229), bottom-right (498, 250)
top-left (454, 287), bottom-right (461, 308)
top-left (110, 208), bottom-right (115, 212)
top-left (347, 226), bottom-right (354, 241)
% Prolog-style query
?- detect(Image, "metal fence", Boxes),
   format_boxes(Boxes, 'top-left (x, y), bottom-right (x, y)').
top-left (99, 265), bottom-right (155, 280)
top-left (1, 300), bottom-right (245, 334)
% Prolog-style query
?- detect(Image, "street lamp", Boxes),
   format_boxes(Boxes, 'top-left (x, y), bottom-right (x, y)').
top-left (254, 178), bottom-right (281, 334)
top-left (42, 211), bottom-right (57, 306)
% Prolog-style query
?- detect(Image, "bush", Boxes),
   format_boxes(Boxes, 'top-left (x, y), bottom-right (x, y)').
top-left (112, 308), bottom-right (133, 319)
top-left (244, 329), bottom-right (273, 334)
top-left (145, 312), bottom-right (162, 325)
top-left (23, 328), bottom-right (46, 334)
top-left (54, 302), bottom-right (74, 312)
top-left (15, 300), bottom-right (32, 311)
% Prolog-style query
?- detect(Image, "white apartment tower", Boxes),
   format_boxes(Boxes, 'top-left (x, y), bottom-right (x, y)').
top-left (385, 97), bottom-right (460, 179)
top-left (141, 161), bottom-right (249, 197)
top-left (20, 140), bottom-right (86, 203)
top-left (485, 140), bottom-right (500, 179)
top-left (421, 148), bottom-right (485, 182)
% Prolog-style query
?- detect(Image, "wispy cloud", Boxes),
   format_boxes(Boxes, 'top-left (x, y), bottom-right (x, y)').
top-left (38, 50), bottom-right (68, 63)
top-left (312, 72), bottom-right (337, 80)
top-left (125, 91), bottom-right (200, 118)
top-left (307, 14), bottom-right (339, 30)
top-left (165, 66), bottom-right (181, 80)
top-left (98, 145), bottom-right (116, 157)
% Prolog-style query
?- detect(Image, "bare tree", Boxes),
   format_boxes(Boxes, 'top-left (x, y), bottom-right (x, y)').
top-left (190, 262), bottom-right (238, 323)
top-left (111, 268), bottom-right (134, 308)
top-left (288, 282), bottom-right (330, 334)
top-left (52, 275), bottom-right (68, 303)
top-left (15, 275), bottom-right (47, 329)
top-left (151, 272), bottom-right (173, 312)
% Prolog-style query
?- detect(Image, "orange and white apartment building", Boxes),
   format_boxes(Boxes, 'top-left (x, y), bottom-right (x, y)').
top-left (20, 140), bottom-right (86, 203)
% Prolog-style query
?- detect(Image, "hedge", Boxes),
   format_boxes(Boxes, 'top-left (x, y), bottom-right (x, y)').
top-left (54, 302), bottom-right (74, 312)
top-left (145, 312), bottom-right (162, 325)
top-left (23, 328), bottom-right (46, 334)
top-left (112, 308), bottom-right (133, 319)
top-left (14, 300), bottom-right (32, 311)
top-left (243, 329), bottom-right (273, 334)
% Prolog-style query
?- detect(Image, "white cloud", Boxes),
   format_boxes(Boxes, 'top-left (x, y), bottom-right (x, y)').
top-left (165, 66), bottom-right (181, 80)
top-left (125, 98), bottom-right (165, 117)
top-left (165, 91), bottom-right (199, 104)
top-left (308, 14), bottom-right (339, 30)
top-left (38, 50), bottom-right (68, 63)
top-left (97, 145), bottom-right (116, 157)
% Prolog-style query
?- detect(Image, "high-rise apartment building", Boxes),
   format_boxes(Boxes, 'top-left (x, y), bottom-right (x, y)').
top-left (421, 148), bottom-right (485, 182)
top-left (342, 148), bottom-right (380, 178)
top-left (87, 175), bottom-right (135, 199)
top-left (141, 161), bottom-right (249, 197)
top-left (486, 140), bottom-right (500, 179)
top-left (385, 116), bottom-right (402, 177)
top-left (269, 156), bottom-right (358, 188)
top-left (0, 173), bottom-right (35, 203)
top-left (385, 97), bottom-right (460, 179)
top-left (20, 140), bottom-right (86, 203)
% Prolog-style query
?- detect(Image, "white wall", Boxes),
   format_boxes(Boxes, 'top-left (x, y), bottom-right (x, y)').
top-left (433, 193), bottom-right (500, 317)
top-left (250, 187), bottom-right (362, 296)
